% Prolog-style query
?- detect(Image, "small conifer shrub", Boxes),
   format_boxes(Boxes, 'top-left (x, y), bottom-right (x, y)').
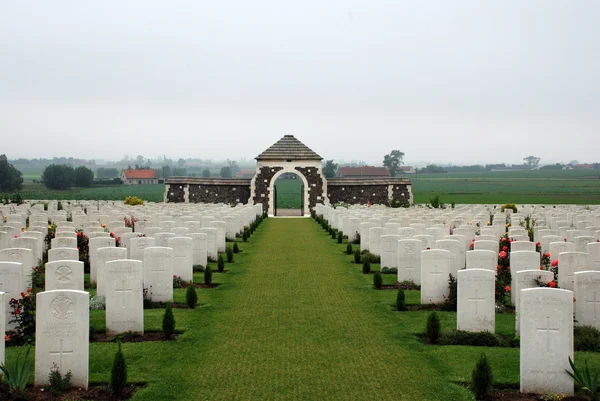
top-left (396, 290), bottom-right (406, 311)
top-left (233, 242), bottom-right (240, 254)
top-left (204, 266), bottom-right (213, 285)
top-left (426, 312), bottom-right (441, 344)
top-left (243, 229), bottom-right (249, 242)
top-left (337, 231), bottom-right (343, 244)
top-left (186, 285), bottom-right (198, 309)
top-left (162, 303), bottom-right (176, 340)
top-left (218, 255), bottom-right (225, 272)
top-left (226, 247), bottom-right (234, 263)
top-left (362, 257), bottom-right (371, 274)
top-left (354, 248), bottom-right (361, 264)
top-left (111, 341), bottom-right (127, 395)
top-left (346, 243), bottom-right (353, 255)
top-left (373, 272), bottom-right (383, 289)
top-left (471, 354), bottom-right (493, 400)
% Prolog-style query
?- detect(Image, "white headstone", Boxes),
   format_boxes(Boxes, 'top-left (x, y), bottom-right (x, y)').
top-left (397, 239), bottom-right (423, 284)
top-left (199, 228), bottom-right (218, 260)
top-left (143, 247), bottom-right (174, 303)
top-left (511, 241), bottom-right (535, 252)
top-left (420, 249), bottom-right (451, 304)
top-left (35, 290), bottom-right (89, 389)
top-left (369, 227), bottom-right (384, 256)
top-left (457, 269), bottom-right (495, 332)
top-left (52, 237), bottom-right (77, 250)
top-left (515, 270), bottom-right (554, 335)
top-left (89, 237), bottom-right (116, 283)
top-left (435, 239), bottom-right (462, 276)
top-left (155, 232), bottom-right (176, 248)
top-left (48, 247), bottom-right (79, 263)
top-left (574, 271), bottom-right (600, 329)
top-left (510, 251), bottom-right (541, 305)
top-left (0, 262), bottom-right (22, 329)
top-left (189, 233), bottom-right (208, 268)
top-left (96, 247), bottom-right (128, 296)
top-left (520, 288), bottom-right (573, 396)
top-left (587, 242), bottom-right (600, 270)
top-left (558, 251), bottom-right (589, 291)
top-left (45, 261), bottom-right (84, 291)
top-left (105, 259), bottom-right (144, 335)
top-left (466, 250), bottom-right (496, 271)
top-left (129, 237), bottom-right (155, 262)
top-left (168, 237), bottom-right (193, 281)
top-left (0, 292), bottom-right (4, 369)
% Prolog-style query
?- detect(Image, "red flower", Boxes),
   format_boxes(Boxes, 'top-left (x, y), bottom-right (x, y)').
top-left (4, 334), bottom-right (9, 341)
top-left (551, 259), bottom-right (558, 267)
top-left (501, 238), bottom-right (507, 242)
top-left (27, 288), bottom-right (32, 293)
top-left (496, 265), bottom-right (501, 270)
top-left (564, 238), bottom-right (567, 242)
top-left (573, 297), bottom-right (577, 302)
top-left (536, 242), bottom-right (541, 246)
top-left (15, 309), bottom-right (21, 315)
top-left (502, 246), bottom-right (508, 251)
top-left (509, 239), bottom-right (514, 243)
top-left (504, 286), bottom-right (511, 292)
top-left (549, 281), bottom-right (557, 288)
top-left (499, 251), bottom-right (507, 259)
top-left (77, 231), bottom-right (82, 237)
top-left (540, 266), bottom-right (543, 270)
top-left (20, 292), bottom-right (25, 297)
top-left (545, 253), bottom-right (551, 258)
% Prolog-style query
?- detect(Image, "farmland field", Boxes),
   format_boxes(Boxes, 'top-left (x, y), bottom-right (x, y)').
top-left (8, 170), bottom-right (600, 205)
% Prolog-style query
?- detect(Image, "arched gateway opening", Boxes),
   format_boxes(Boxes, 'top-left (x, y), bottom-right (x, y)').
top-left (273, 172), bottom-right (306, 216)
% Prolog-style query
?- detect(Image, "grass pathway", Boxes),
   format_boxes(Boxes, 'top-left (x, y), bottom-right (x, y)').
top-left (131, 218), bottom-right (472, 400)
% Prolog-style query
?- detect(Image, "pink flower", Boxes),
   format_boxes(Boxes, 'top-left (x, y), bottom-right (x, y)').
top-left (502, 246), bottom-right (508, 251)
top-left (499, 251), bottom-right (507, 259)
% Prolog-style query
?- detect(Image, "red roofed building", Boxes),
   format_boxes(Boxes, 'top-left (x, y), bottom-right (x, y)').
top-left (121, 169), bottom-right (159, 185)
top-left (336, 166), bottom-right (391, 178)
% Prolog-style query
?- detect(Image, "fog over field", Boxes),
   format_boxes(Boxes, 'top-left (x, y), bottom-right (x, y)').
top-left (1, 1), bottom-right (598, 164)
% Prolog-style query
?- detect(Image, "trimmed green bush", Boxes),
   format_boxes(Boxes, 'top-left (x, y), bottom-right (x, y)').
top-left (346, 243), bottom-right (353, 255)
top-left (426, 312), bottom-right (441, 344)
top-left (226, 247), bottom-right (234, 263)
top-left (337, 231), bottom-right (343, 244)
top-left (354, 249), bottom-right (361, 264)
top-left (218, 255), bottom-right (225, 272)
top-left (233, 242), bottom-right (240, 254)
top-left (243, 229), bottom-right (249, 242)
top-left (471, 354), bottom-right (493, 400)
top-left (362, 257), bottom-right (371, 274)
top-left (111, 341), bottom-right (127, 395)
top-left (186, 285), bottom-right (198, 309)
top-left (373, 272), bottom-right (382, 289)
top-left (162, 303), bottom-right (176, 340)
top-left (204, 266), bottom-right (213, 285)
top-left (331, 230), bottom-right (337, 239)
top-left (396, 290), bottom-right (406, 311)
top-left (440, 331), bottom-right (508, 347)
top-left (575, 325), bottom-right (600, 352)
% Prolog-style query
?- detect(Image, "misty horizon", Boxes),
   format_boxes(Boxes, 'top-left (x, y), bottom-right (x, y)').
top-left (1, 1), bottom-right (598, 164)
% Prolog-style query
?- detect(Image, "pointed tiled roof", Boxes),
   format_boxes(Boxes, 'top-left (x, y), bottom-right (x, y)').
top-left (255, 135), bottom-right (322, 161)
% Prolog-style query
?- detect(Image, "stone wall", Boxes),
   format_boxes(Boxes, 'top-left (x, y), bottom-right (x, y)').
top-left (327, 178), bottom-right (412, 206)
top-left (165, 184), bottom-right (185, 203)
top-left (252, 166), bottom-right (283, 212)
top-left (189, 184), bottom-right (251, 204)
top-left (295, 167), bottom-right (325, 211)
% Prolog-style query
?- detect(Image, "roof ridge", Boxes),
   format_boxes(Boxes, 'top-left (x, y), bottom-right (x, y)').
top-left (256, 135), bottom-right (322, 161)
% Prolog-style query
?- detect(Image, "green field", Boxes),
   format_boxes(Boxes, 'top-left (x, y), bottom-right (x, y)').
top-left (275, 178), bottom-right (303, 209)
top-left (7, 218), bottom-right (598, 400)
top-left (8, 170), bottom-right (600, 205)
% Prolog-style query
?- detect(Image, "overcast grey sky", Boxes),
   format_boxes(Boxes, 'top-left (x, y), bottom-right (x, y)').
top-left (1, 1), bottom-right (598, 165)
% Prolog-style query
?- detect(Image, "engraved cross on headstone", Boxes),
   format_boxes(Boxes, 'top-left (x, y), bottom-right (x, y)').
top-left (468, 289), bottom-right (485, 315)
top-left (49, 339), bottom-right (73, 369)
top-left (405, 261), bottom-right (416, 280)
top-left (115, 280), bottom-right (133, 308)
top-left (430, 263), bottom-right (443, 288)
top-left (536, 316), bottom-right (560, 354)
top-left (586, 292), bottom-right (600, 320)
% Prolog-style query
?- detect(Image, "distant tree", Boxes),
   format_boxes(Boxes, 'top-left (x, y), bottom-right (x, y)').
top-left (42, 164), bottom-right (75, 190)
top-left (323, 159), bottom-right (338, 178)
top-left (135, 155), bottom-right (145, 166)
top-left (172, 167), bottom-right (187, 176)
top-left (162, 165), bottom-right (172, 179)
top-left (177, 158), bottom-right (186, 168)
top-left (523, 156), bottom-right (541, 169)
top-left (0, 154), bottom-right (24, 192)
top-left (383, 150), bottom-right (405, 177)
top-left (74, 166), bottom-right (94, 187)
top-left (419, 164), bottom-right (447, 174)
top-left (96, 167), bottom-right (120, 179)
top-left (201, 168), bottom-right (211, 178)
top-left (540, 163), bottom-right (564, 170)
top-left (569, 160), bottom-right (579, 166)
top-left (220, 166), bottom-right (232, 178)
top-left (227, 160), bottom-right (240, 176)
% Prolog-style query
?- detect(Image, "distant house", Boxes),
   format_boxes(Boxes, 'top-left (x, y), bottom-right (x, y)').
top-left (121, 169), bottom-right (159, 185)
top-left (398, 166), bottom-right (415, 174)
top-left (236, 170), bottom-right (255, 178)
top-left (336, 166), bottom-right (391, 178)
top-left (574, 164), bottom-right (594, 170)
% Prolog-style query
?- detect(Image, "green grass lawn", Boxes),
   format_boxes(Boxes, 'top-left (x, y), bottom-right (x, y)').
top-left (275, 178), bottom-right (303, 209)
top-left (15, 183), bottom-right (165, 203)
top-left (7, 218), bottom-right (600, 400)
